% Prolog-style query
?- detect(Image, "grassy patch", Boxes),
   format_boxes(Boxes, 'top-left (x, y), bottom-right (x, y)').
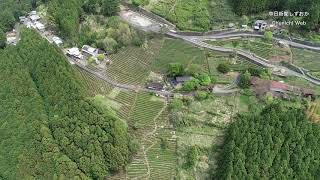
top-left (152, 38), bottom-right (206, 73)
top-left (206, 38), bottom-right (290, 61)
top-left (174, 95), bottom-right (243, 179)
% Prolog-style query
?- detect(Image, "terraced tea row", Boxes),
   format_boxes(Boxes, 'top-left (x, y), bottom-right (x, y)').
top-left (106, 39), bottom-right (164, 85)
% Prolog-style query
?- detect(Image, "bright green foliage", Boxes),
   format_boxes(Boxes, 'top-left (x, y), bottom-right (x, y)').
top-left (197, 73), bottom-right (211, 86)
top-left (217, 63), bottom-right (230, 74)
top-left (0, 29), bottom-right (5, 48)
top-left (238, 71), bottom-right (251, 89)
top-left (183, 79), bottom-right (200, 91)
top-left (96, 54), bottom-right (105, 61)
top-left (169, 98), bottom-right (184, 111)
top-left (195, 91), bottom-right (209, 101)
top-left (102, 0), bottom-right (120, 16)
top-left (0, 29), bottom-right (131, 179)
top-left (215, 103), bottom-right (320, 179)
top-left (264, 31), bottom-right (273, 41)
top-left (168, 63), bottom-right (184, 77)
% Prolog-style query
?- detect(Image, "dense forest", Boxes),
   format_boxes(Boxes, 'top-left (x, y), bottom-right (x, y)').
top-left (231, 0), bottom-right (320, 30)
top-left (47, 0), bottom-right (120, 42)
top-left (0, 29), bottom-right (132, 179)
top-left (0, 0), bottom-right (34, 31)
top-left (215, 103), bottom-right (320, 179)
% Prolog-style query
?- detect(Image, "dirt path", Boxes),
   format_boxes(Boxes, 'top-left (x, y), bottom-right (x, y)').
top-left (140, 104), bottom-right (167, 179)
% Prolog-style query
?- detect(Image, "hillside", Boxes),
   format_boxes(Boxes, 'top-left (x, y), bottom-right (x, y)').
top-left (215, 103), bottom-right (320, 179)
top-left (0, 29), bottom-right (131, 179)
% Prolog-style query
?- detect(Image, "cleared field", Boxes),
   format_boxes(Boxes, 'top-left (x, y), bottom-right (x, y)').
top-left (152, 38), bottom-right (207, 73)
top-left (147, 0), bottom-right (211, 31)
top-left (175, 95), bottom-right (242, 179)
top-left (207, 51), bottom-right (261, 84)
top-left (106, 38), bottom-right (164, 85)
top-left (292, 48), bottom-right (320, 71)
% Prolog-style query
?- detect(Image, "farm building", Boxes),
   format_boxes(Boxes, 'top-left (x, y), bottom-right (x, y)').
top-left (67, 48), bottom-right (83, 59)
top-left (19, 16), bottom-right (27, 23)
top-left (6, 32), bottom-right (17, 45)
top-left (52, 36), bottom-right (63, 46)
top-left (34, 22), bottom-right (45, 31)
top-left (29, 14), bottom-right (40, 22)
top-left (175, 76), bottom-right (193, 83)
top-left (82, 45), bottom-right (98, 57)
top-left (254, 20), bottom-right (267, 30)
top-left (251, 77), bottom-right (315, 99)
top-left (147, 82), bottom-right (164, 91)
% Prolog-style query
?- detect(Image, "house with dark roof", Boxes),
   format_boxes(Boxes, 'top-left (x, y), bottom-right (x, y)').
top-left (146, 82), bottom-right (164, 91)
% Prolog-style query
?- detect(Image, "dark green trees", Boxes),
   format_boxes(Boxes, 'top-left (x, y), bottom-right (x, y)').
top-left (48, 0), bottom-right (82, 41)
top-left (0, 29), bottom-right (5, 48)
top-left (215, 103), bottom-right (320, 179)
top-left (0, 29), bottom-right (131, 179)
top-left (217, 63), bottom-right (230, 74)
top-left (102, 0), bottom-right (120, 16)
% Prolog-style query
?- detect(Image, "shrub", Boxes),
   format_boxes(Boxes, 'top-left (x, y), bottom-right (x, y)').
top-left (217, 63), bottom-right (230, 74)
top-left (183, 79), bottom-right (200, 91)
top-left (195, 91), bottom-right (209, 101)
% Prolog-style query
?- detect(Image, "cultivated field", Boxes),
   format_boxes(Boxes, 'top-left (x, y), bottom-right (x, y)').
top-left (292, 48), bottom-right (320, 72)
top-left (152, 38), bottom-right (207, 73)
top-left (106, 38), bottom-right (164, 86)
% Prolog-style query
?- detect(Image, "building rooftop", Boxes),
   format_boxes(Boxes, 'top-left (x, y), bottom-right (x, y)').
top-left (175, 76), bottom-right (193, 83)
top-left (30, 14), bottom-right (40, 21)
top-left (147, 82), bottom-right (164, 91)
top-left (82, 45), bottom-right (98, 56)
top-left (52, 36), bottom-right (63, 45)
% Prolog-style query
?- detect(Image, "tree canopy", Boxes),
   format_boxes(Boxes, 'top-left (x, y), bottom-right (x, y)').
top-left (215, 103), bottom-right (320, 179)
top-left (0, 29), bottom-right (131, 179)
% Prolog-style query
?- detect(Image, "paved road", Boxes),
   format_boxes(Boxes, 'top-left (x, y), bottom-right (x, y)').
top-left (191, 32), bottom-right (320, 52)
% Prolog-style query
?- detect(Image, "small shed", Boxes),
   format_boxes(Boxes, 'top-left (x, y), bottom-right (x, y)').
top-left (52, 36), bottom-right (63, 46)
top-left (34, 22), bottom-right (45, 31)
top-left (175, 76), bottom-right (193, 83)
top-left (147, 82), bottom-right (164, 91)
top-left (30, 14), bottom-right (40, 22)
top-left (19, 16), bottom-right (26, 23)
top-left (67, 47), bottom-right (83, 59)
top-left (82, 45), bottom-right (98, 57)
top-left (254, 20), bottom-right (267, 30)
